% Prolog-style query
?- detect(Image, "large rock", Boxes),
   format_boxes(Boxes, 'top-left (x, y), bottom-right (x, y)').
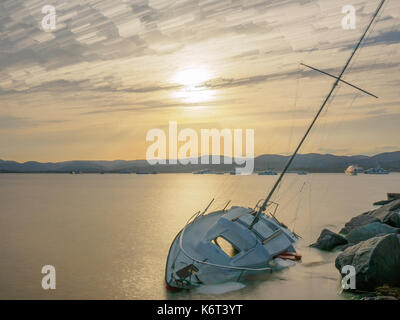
top-left (339, 214), bottom-right (380, 235)
top-left (335, 244), bottom-right (353, 251)
top-left (346, 222), bottom-right (399, 244)
top-left (373, 199), bottom-right (394, 206)
top-left (310, 228), bottom-right (348, 251)
top-left (383, 211), bottom-right (400, 228)
top-left (368, 199), bottom-right (400, 222)
top-left (361, 296), bottom-right (398, 300)
top-left (335, 234), bottom-right (400, 291)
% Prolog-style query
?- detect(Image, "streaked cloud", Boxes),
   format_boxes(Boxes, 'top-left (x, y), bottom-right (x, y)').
top-left (0, 0), bottom-right (399, 161)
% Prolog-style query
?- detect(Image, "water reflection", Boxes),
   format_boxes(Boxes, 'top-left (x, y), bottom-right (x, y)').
top-left (0, 173), bottom-right (398, 299)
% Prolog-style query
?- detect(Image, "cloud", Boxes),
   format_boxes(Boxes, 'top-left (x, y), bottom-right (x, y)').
top-left (0, 0), bottom-right (399, 159)
top-left (0, 115), bottom-right (31, 129)
top-left (1, 0), bottom-right (398, 92)
top-left (0, 115), bottom-right (67, 130)
top-left (317, 147), bottom-right (349, 154)
top-left (339, 29), bottom-right (400, 52)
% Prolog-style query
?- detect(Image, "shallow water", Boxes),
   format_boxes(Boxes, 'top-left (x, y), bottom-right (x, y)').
top-left (0, 173), bottom-right (399, 299)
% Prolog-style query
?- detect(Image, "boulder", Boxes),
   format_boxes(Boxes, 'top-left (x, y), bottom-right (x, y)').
top-left (361, 296), bottom-right (398, 300)
top-left (373, 199), bottom-right (394, 206)
top-left (335, 244), bottom-right (353, 251)
top-left (310, 228), bottom-right (348, 251)
top-left (339, 214), bottom-right (380, 235)
top-left (368, 199), bottom-right (400, 221)
top-left (383, 211), bottom-right (400, 228)
top-left (346, 222), bottom-right (399, 244)
top-left (335, 234), bottom-right (400, 291)
top-left (375, 285), bottom-right (400, 299)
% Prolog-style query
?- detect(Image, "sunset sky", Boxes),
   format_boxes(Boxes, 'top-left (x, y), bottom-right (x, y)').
top-left (0, 0), bottom-right (399, 162)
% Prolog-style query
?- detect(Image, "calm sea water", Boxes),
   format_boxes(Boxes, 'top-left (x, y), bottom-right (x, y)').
top-left (0, 173), bottom-right (399, 300)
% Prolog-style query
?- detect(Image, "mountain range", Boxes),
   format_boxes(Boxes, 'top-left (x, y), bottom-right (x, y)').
top-left (1, 151), bottom-right (400, 173)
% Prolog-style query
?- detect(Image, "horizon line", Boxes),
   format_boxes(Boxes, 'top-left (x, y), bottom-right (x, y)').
top-left (1, 150), bottom-right (399, 164)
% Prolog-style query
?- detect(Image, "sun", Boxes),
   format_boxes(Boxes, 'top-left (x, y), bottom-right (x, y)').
top-left (173, 68), bottom-right (211, 86)
top-left (172, 67), bottom-right (215, 103)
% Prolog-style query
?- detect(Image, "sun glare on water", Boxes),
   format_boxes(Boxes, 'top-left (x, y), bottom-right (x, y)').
top-left (172, 67), bottom-right (215, 104)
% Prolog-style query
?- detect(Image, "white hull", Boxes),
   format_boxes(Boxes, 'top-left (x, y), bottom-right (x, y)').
top-left (165, 207), bottom-right (298, 289)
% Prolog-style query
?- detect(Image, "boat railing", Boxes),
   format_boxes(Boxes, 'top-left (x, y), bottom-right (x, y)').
top-left (191, 198), bottom-right (232, 223)
top-left (222, 200), bottom-right (231, 211)
top-left (188, 210), bottom-right (202, 224)
top-left (253, 199), bottom-right (279, 218)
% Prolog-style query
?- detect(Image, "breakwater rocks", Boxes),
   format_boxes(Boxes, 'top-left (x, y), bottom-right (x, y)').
top-left (311, 198), bottom-right (400, 298)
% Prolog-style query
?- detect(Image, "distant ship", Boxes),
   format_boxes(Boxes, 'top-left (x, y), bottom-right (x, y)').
top-left (229, 170), bottom-right (247, 175)
top-left (193, 169), bottom-right (211, 175)
top-left (136, 171), bottom-right (158, 174)
top-left (258, 169), bottom-right (278, 176)
top-left (297, 171), bottom-right (308, 175)
top-left (345, 165), bottom-right (364, 176)
top-left (364, 166), bottom-right (389, 175)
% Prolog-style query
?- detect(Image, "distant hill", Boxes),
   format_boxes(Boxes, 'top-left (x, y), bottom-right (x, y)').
top-left (1, 151), bottom-right (399, 173)
top-left (0, 159), bottom-right (148, 173)
top-left (254, 152), bottom-right (400, 172)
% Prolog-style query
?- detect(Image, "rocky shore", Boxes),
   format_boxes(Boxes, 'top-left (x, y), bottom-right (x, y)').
top-left (310, 195), bottom-right (400, 299)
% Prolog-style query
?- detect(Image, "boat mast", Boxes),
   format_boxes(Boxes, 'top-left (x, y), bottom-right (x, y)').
top-left (249, 0), bottom-right (386, 229)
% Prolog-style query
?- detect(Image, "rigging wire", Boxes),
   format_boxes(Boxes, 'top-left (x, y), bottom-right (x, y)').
top-left (291, 182), bottom-right (307, 234)
top-left (249, 0), bottom-right (387, 230)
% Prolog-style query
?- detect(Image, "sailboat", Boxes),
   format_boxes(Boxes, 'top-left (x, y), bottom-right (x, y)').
top-left (165, 0), bottom-right (386, 290)
top-left (258, 169), bottom-right (278, 175)
top-left (364, 166), bottom-right (390, 174)
top-left (297, 171), bottom-right (308, 175)
top-left (345, 165), bottom-right (364, 176)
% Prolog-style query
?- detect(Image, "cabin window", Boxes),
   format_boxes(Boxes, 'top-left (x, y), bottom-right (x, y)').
top-left (211, 236), bottom-right (240, 258)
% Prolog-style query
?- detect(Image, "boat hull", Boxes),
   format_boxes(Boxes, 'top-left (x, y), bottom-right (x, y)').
top-left (165, 207), bottom-right (298, 289)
